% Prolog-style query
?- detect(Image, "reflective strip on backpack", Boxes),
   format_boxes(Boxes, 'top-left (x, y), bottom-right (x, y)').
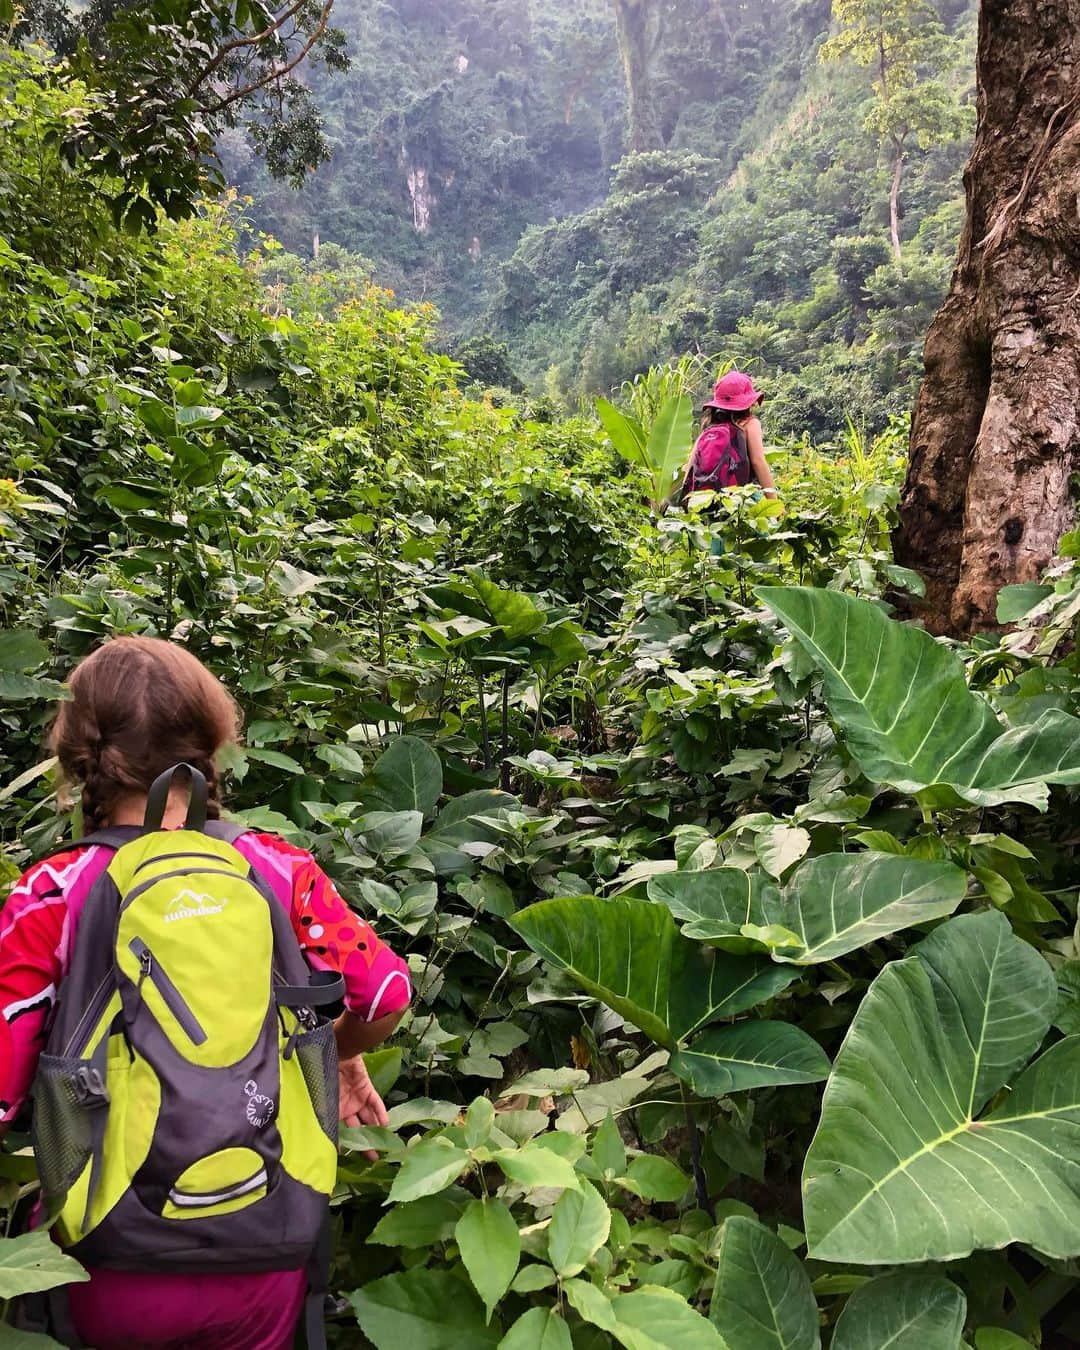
top-left (168, 1167), bottom-right (269, 1209)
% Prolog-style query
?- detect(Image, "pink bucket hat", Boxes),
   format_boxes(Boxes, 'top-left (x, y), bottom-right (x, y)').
top-left (703, 370), bottom-right (766, 411)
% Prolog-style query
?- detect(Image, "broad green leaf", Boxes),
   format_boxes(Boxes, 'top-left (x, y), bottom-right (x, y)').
top-left (388, 1140), bottom-right (470, 1205)
top-left (996, 584), bottom-right (1052, 624)
top-left (0, 629), bottom-right (48, 672)
top-left (563, 1277), bottom-right (618, 1332)
top-left (0, 1230), bottom-right (89, 1298)
top-left (781, 854), bottom-right (968, 964)
top-left (468, 573), bottom-right (547, 641)
top-left (803, 911), bottom-right (1077, 1263)
top-left (493, 1144), bottom-right (581, 1192)
top-left (755, 825), bottom-right (811, 879)
top-left (973, 1332), bottom-right (1032, 1350)
top-left (710, 1217), bottom-right (820, 1350)
top-left (831, 1273), bottom-right (966, 1349)
top-left (244, 746), bottom-right (305, 774)
top-left (456, 1199), bottom-right (521, 1322)
top-left (271, 560), bottom-right (321, 597)
top-left (498, 1308), bottom-right (573, 1350)
top-left (364, 1047), bottom-right (403, 1098)
top-left (432, 791), bottom-right (518, 831)
top-left (351, 1268), bottom-right (501, 1348)
top-left (0, 672), bottom-right (68, 702)
top-left (618, 1155), bottom-right (690, 1202)
top-left (0, 1330), bottom-right (69, 1349)
top-left (367, 736), bottom-right (443, 817)
top-left (597, 398), bottom-right (648, 472)
top-left (651, 854), bottom-right (966, 965)
top-left (505, 1068), bottom-right (590, 1097)
top-left (1055, 960), bottom-right (1080, 1035)
top-left (759, 587), bottom-right (1080, 809)
top-left (592, 1112), bottom-right (627, 1178)
top-left (512, 896), bottom-right (798, 1048)
top-left (536, 620), bottom-right (587, 677)
top-left (368, 1190), bottom-right (469, 1247)
top-left (547, 1179), bottom-right (610, 1277)
top-left (316, 743), bottom-right (368, 776)
top-left (358, 810), bottom-right (425, 856)
top-left (670, 1022), bottom-right (830, 1098)
top-left (612, 1286), bottom-right (728, 1349)
top-left (650, 868), bottom-right (777, 952)
top-left (465, 1098), bottom-right (495, 1148)
top-left (644, 394), bottom-right (693, 502)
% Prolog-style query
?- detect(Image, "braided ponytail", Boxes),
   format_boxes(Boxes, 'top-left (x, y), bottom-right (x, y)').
top-left (51, 638), bottom-right (239, 830)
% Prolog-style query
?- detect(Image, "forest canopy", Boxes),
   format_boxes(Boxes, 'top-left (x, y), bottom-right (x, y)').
top-left (230, 0), bottom-right (976, 434)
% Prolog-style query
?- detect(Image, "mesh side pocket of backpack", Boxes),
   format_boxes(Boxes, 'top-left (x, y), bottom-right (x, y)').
top-left (293, 1021), bottom-right (339, 1141)
top-left (32, 1055), bottom-right (97, 1201)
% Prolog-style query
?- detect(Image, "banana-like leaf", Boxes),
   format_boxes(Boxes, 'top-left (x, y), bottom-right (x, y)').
top-left (830, 1273), bottom-right (966, 1350)
top-left (597, 398), bottom-right (648, 472)
top-left (758, 587), bottom-right (1080, 809)
top-left (645, 394), bottom-right (693, 503)
top-left (650, 854), bottom-right (967, 964)
top-left (511, 896), bottom-right (798, 1048)
top-left (710, 1217), bottom-right (820, 1350)
top-left (670, 1022), bottom-right (829, 1098)
top-left (803, 911), bottom-right (1080, 1263)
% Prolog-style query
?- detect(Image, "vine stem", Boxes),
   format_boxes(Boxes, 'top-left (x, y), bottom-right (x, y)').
top-left (682, 1085), bottom-right (714, 1220)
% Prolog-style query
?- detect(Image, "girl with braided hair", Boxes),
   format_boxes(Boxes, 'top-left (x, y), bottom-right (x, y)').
top-left (0, 637), bottom-right (411, 1349)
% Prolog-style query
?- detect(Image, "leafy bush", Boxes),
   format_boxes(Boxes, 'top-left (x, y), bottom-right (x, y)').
top-left (3, 46), bottom-right (1080, 1345)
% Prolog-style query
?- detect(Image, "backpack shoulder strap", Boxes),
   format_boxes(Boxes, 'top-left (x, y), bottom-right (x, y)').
top-left (204, 820), bottom-right (248, 845)
top-left (38, 825), bottom-right (141, 863)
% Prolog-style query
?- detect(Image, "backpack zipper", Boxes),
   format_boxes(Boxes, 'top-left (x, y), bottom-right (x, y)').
top-left (132, 852), bottom-right (235, 875)
top-left (63, 974), bottom-right (115, 1056)
top-left (128, 938), bottom-right (207, 1046)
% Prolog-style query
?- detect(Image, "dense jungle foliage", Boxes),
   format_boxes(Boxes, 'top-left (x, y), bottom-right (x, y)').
top-left (232, 0), bottom-right (977, 433)
top-left (2, 11), bottom-right (1080, 1350)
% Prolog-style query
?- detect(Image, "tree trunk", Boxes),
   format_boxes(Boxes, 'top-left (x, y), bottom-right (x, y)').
top-left (612, 0), bottom-right (661, 153)
top-left (888, 145), bottom-right (904, 261)
top-left (894, 0), bottom-right (1080, 636)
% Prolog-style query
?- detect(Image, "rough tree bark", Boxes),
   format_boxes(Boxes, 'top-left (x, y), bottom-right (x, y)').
top-left (612, 0), bottom-right (662, 153)
top-left (894, 0), bottom-right (1080, 635)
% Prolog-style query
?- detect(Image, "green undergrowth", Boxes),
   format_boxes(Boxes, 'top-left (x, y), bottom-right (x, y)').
top-left (1, 43), bottom-right (1080, 1350)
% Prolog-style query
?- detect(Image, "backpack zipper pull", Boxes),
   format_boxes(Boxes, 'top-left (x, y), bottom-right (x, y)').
top-left (137, 948), bottom-right (152, 997)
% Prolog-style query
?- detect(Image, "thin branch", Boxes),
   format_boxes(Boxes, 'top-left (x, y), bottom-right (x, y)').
top-left (186, 0), bottom-right (308, 97)
top-left (203, 1), bottom-right (332, 114)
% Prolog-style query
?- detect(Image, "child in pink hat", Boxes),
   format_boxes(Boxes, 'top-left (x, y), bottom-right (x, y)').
top-left (677, 370), bottom-right (777, 502)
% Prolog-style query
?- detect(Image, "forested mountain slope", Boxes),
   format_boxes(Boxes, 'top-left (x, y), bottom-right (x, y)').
top-left (234, 0), bottom-right (976, 429)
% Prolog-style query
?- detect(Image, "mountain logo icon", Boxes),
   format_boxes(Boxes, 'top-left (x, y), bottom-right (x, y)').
top-left (164, 890), bottom-right (226, 923)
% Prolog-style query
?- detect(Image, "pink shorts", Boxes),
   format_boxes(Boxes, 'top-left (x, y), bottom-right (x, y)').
top-left (68, 1266), bottom-right (306, 1349)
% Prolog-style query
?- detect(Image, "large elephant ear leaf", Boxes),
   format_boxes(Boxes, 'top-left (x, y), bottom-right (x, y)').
top-left (803, 910), bottom-right (1079, 1264)
top-left (649, 869), bottom-right (780, 951)
top-left (779, 853), bottom-right (968, 964)
top-left (651, 854), bottom-right (967, 964)
top-left (511, 897), bottom-right (798, 1049)
top-left (709, 1217), bottom-right (820, 1350)
top-left (830, 1273), bottom-right (966, 1350)
top-left (758, 587), bottom-right (1080, 809)
top-left (670, 1022), bottom-right (830, 1099)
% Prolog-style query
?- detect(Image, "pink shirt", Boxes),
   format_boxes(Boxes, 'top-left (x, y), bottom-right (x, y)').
top-left (0, 831), bottom-right (411, 1349)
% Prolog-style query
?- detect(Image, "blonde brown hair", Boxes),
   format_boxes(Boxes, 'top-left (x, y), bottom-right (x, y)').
top-left (51, 637), bottom-right (239, 830)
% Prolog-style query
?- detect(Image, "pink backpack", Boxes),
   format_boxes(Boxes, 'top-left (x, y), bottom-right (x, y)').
top-left (686, 424), bottom-right (750, 493)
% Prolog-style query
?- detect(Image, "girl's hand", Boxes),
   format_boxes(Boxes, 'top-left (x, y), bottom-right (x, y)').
top-left (338, 1053), bottom-right (389, 1160)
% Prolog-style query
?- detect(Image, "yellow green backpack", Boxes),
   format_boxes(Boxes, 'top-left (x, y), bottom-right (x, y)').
top-left (31, 765), bottom-right (342, 1347)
